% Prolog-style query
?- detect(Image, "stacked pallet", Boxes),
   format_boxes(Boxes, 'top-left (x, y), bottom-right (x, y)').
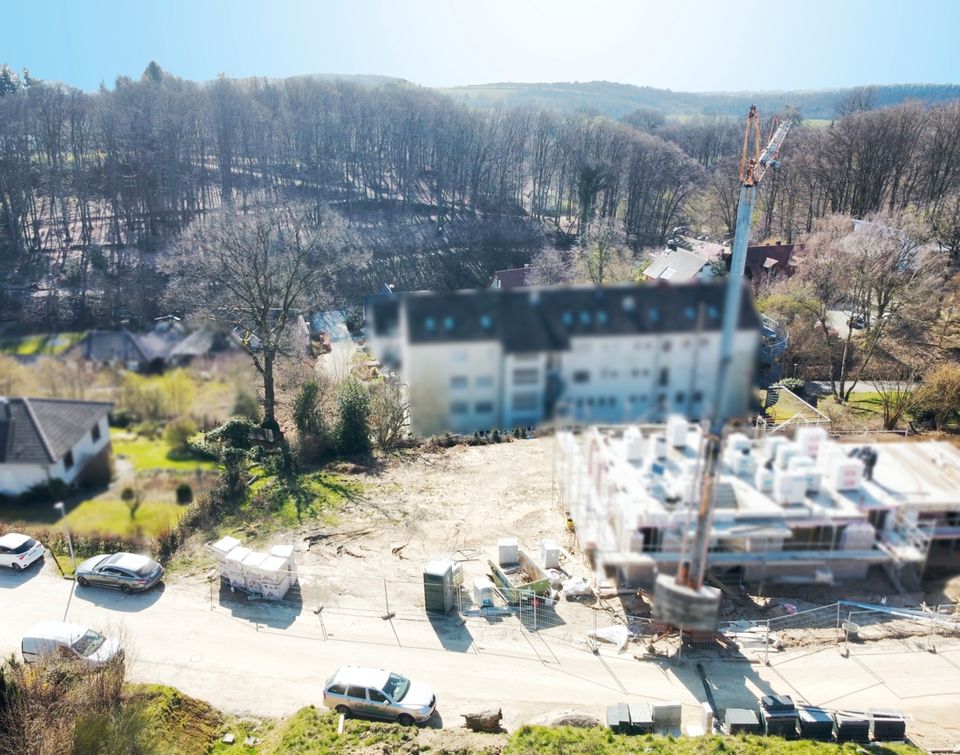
top-left (207, 536), bottom-right (298, 600)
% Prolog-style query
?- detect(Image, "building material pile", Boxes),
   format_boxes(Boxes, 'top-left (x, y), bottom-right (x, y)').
top-left (207, 536), bottom-right (298, 600)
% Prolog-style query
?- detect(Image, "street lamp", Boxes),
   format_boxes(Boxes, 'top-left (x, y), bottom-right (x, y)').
top-left (53, 501), bottom-right (77, 574)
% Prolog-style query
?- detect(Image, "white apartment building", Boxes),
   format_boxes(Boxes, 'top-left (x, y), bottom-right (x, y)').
top-left (366, 283), bottom-right (761, 437)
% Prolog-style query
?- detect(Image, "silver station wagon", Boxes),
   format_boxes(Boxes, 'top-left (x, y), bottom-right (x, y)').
top-left (323, 665), bottom-right (436, 725)
top-left (75, 552), bottom-right (164, 593)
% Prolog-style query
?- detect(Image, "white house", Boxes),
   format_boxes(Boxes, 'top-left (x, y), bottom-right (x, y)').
top-left (366, 283), bottom-right (760, 436)
top-left (643, 248), bottom-right (716, 283)
top-left (0, 397), bottom-right (114, 497)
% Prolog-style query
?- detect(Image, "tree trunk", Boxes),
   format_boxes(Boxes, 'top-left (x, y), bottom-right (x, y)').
top-left (263, 351), bottom-right (276, 426)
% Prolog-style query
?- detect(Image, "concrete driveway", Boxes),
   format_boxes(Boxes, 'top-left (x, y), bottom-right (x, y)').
top-left (2, 566), bottom-right (959, 746)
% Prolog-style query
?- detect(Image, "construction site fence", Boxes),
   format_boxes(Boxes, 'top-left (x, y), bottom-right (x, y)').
top-left (203, 572), bottom-right (960, 659)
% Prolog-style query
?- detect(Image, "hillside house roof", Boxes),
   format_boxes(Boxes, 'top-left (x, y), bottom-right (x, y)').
top-left (644, 248), bottom-right (713, 282)
top-left (0, 397), bottom-right (113, 465)
top-left (724, 243), bottom-right (797, 280)
top-left (489, 266), bottom-right (532, 289)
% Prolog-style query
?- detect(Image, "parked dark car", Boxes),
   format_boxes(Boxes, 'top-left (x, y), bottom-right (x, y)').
top-left (75, 553), bottom-right (164, 593)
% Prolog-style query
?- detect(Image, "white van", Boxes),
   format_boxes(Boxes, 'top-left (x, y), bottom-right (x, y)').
top-left (21, 621), bottom-right (123, 667)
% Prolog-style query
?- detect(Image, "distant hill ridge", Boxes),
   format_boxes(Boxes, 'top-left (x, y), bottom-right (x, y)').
top-left (436, 80), bottom-right (960, 119)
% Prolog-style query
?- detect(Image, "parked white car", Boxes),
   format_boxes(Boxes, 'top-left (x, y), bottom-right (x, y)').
top-left (323, 665), bottom-right (436, 725)
top-left (21, 621), bottom-right (123, 667)
top-left (0, 533), bottom-right (45, 571)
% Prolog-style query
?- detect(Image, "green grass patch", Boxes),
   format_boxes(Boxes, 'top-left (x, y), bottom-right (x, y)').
top-left (0, 330), bottom-right (87, 356)
top-left (259, 705), bottom-right (414, 754)
top-left (505, 726), bottom-right (919, 755)
top-left (64, 498), bottom-right (186, 538)
top-left (236, 471), bottom-right (362, 531)
top-left (112, 433), bottom-right (218, 472)
top-left (763, 388), bottom-right (826, 424)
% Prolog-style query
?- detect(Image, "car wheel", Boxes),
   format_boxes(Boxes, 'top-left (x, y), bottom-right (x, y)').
top-left (12, 563), bottom-right (22, 572)
top-left (397, 714), bottom-right (416, 727)
top-left (121, 584), bottom-right (133, 594)
top-left (77, 576), bottom-right (89, 587)
top-left (335, 705), bottom-right (351, 718)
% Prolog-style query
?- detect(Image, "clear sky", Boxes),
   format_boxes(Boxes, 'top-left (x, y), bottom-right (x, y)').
top-left (3, 0), bottom-right (958, 92)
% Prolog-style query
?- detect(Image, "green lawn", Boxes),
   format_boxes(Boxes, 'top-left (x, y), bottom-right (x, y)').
top-left (0, 331), bottom-right (87, 356)
top-left (764, 388), bottom-right (826, 424)
top-left (64, 498), bottom-right (186, 538)
top-left (112, 433), bottom-right (218, 472)
top-left (235, 471), bottom-right (361, 531)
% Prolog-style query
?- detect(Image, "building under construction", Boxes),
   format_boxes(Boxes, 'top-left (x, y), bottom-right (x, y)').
top-left (555, 420), bottom-right (960, 590)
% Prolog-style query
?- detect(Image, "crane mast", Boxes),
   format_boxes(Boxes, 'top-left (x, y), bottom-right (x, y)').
top-left (653, 106), bottom-right (791, 630)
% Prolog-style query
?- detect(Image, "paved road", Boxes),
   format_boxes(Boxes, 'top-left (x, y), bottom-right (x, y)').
top-left (2, 565), bottom-right (959, 746)
top-left (808, 380), bottom-right (916, 395)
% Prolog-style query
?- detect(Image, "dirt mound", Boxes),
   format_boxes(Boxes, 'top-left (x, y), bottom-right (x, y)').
top-left (526, 708), bottom-right (602, 728)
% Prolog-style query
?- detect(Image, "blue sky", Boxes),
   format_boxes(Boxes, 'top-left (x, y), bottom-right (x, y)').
top-left (3, 0), bottom-right (958, 92)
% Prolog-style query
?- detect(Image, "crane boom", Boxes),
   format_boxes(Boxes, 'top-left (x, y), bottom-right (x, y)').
top-left (653, 106), bottom-right (791, 629)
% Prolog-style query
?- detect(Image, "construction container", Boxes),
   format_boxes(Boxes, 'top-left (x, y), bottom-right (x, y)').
top-left (773, 470), bottom-right (807, 505)
top-left (472, 576), bottom-right (495, 608)
top-left (755, 466), bottom-right (775, 493)
top-left (624, 427), bottom-right (644, 462)
top-left (497, 537), bottom-right (519, 565)
top-left (841, 522), bottom-right (876, 550)
top-left (723, 708), bottom-right (760, 734)
top-left (796, 426), bottom-right (827, 459)
top-left (209, 536), bottom-right (242, 563)
top-left (833, 712), bottom-right (870, 742)
top-left (869, 709), bottom-right (906, 741)
top-left (628, 703), bottom-right (654, 733)
top-left (760, 695), bottom-right (798, 739)
top-left (652, 701), bottom-right (682, 730)
top-left (829, 457), bottom-right (865, 491)
top-left (774, 443), bottom-right (801, 470)
top-left (666, 415), bottom-right (687, 448)
top-left (540, 540), bottom-right (560, 569)
top-left (797, 706), bottom-right (834, 740)
top-left (423, 559), bottom-right (457, 615)
top-left (648, 433), bottom-right (667, 460)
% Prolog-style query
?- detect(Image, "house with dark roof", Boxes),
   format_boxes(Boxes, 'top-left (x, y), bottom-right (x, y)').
top-left (64, 328), bottom-right (181, 371)
top-left (366, 282), bottom-right (760, 436)
top-left (0, 397), bottom-right (113, 497)
top-left (488, 266), bottom-right (533, 290)
top-left (723, 243), bottom-right (797, 288)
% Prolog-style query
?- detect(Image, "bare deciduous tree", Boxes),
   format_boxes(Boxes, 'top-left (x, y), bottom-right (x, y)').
top-left (161, 204), bottom-right (353, 428)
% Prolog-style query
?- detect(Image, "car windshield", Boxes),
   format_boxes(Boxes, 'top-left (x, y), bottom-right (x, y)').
top-left (71, 630), bottom-right (106, 657)
top-left (383, 673), bottom-right (410, 701)
top-left (12, 538), bottom-right (37, 554)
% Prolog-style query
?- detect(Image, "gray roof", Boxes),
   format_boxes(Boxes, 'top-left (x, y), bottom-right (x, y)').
top-left (394, 282), bottom-right (759, 354)
top-left (0, 398), bottom-right (113, 465)
top-left (645, 249), bottom-right (712, 282)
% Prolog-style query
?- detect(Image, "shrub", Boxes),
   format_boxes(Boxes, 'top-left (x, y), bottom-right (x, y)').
top-left (232, 388), bottom-right (261, 422)
top-left (108, 409), bottom-right (140, 429)
top-left (131, 420), bottom-right (163, 439)
top-left (205, 417), bottom-right (256, 450)
top-left (163, 417), bottom-right (198, 451)
top-left (335, 379), bottom-right (371, 456)
top-left (492, 429), bottom-right (501, 443)
top-left (19, 479), bottom-right (69, 504)
top-left (778, 377), bottom-right (806, 393)
top-left (175, 483), bottom-right (193, 505)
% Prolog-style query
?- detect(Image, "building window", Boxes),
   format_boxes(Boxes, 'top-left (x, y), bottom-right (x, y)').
top-left (91, 423), bottom-right (101, 443)
top-left (693, 390), bottom-right (703, 403)
top-left (451, 402), bottom-right (469, 415)
top-left (475, 401), bottom-right (494, 414)
top-left (631, 369), bottom-right (640, 378)
top-left (450, 375), bottom-right (468, 389)
top-left (512, 392), bottom-right (538, 412)
top-left (573, 370), bottom-right (590, 384)
top-left (598, 397), bottom-right (607, 407)
top-left (676, 392), bottom-right (685, 404)
top-left (512, 367), bottom-right (539, 386)
top-left (476, 375), bottom-right (494, 388)
top-left (64, 450), bottom-right (75, 470)
top-left (659, 368), bottom-right (669, 386)
top-left (662, 340), bottom-right (672, 352)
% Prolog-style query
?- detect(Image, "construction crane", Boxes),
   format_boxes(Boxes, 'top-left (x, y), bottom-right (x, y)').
top-left (653, 106), bottom-right (792, 631)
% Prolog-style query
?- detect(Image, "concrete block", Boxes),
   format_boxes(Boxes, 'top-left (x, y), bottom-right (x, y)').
top-left (653, 701), bottom-right (683, 727)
